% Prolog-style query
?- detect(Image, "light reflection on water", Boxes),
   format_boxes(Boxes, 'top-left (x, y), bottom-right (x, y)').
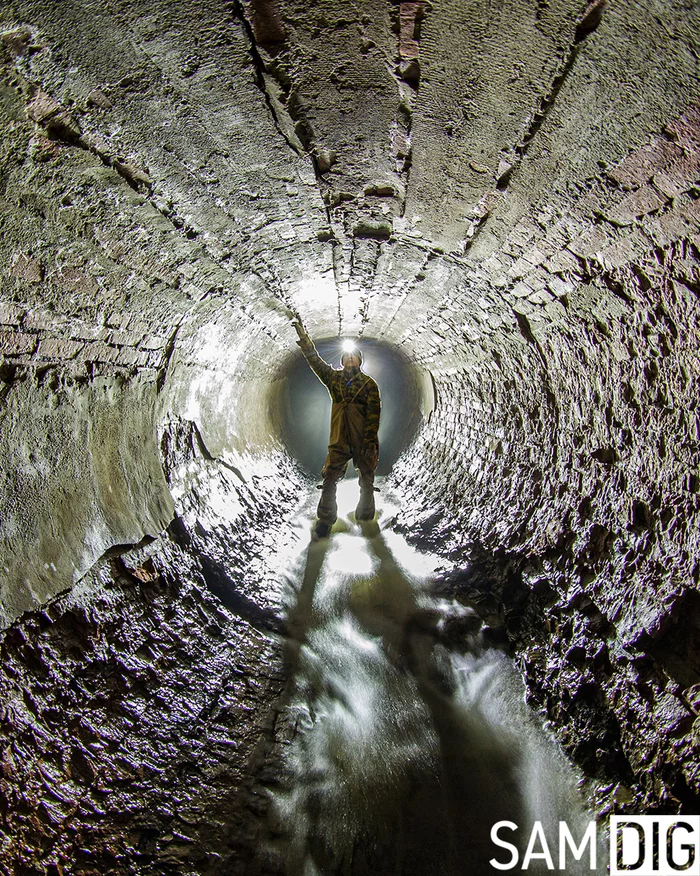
top-left (270, 480), bottom-right (604, 876)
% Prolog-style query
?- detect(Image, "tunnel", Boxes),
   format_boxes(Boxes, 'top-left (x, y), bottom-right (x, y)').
top-left (0, 0), bottom-right (699, 872)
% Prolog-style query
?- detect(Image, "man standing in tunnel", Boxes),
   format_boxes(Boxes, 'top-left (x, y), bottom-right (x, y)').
top-left (293, 318), bottom-right (381, 538)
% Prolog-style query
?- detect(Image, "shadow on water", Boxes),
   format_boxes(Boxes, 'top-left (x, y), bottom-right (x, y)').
top-left (270, 482), bottom-right (604, 876)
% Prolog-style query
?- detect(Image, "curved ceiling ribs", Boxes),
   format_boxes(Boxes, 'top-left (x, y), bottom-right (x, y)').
top-left (4, 0), bottom-right (697, 354)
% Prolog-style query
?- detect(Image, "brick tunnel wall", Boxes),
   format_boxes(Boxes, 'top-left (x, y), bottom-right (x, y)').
top-left (0, 108), bottom-right (307, 870)
top-left (0, 13), bottom-right (322, 870)
top-left (389, 106), bottom-right (700, 813)
top-left (0, 325), bottom-right (304, 876)
top-left (1, 0), bottom-right (700, 871)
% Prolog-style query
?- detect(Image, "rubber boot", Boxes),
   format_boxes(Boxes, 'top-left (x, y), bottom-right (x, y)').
top-left (314, 521), bottom-right (332, 538)
top-left (355, 477), bottom-right (376, 520)
top-left (315, 479), bottom-right (338, 537)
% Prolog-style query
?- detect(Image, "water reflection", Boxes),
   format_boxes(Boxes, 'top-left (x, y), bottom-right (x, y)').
top-left (272, 480), bottom-right (603, 876)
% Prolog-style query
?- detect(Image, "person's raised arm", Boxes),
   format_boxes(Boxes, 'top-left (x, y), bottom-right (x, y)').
top-left (292, 317), bottom-right (334, 386)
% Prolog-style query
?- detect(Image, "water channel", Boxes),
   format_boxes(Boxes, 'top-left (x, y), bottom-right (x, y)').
top-left (269, 480), bottom-right (605, 875)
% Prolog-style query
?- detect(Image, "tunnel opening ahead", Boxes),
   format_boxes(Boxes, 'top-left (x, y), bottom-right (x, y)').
top-left (274, 338), bottom-right (430, 478)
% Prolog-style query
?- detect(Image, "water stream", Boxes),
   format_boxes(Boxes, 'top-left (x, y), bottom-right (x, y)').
top-left (269, 481), bottom-right (605, 875)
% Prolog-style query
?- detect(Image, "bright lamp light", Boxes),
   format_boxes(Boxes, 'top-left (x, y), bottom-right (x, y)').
top-left (342, 339), bottom-right (357, 354)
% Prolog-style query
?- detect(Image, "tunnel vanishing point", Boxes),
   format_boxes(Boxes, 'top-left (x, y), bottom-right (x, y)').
top-left (1, 0), bottom-right (700, 872)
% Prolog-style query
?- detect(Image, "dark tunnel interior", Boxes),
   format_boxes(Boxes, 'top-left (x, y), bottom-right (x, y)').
top-left (275, 338), bottom-right (431, 477)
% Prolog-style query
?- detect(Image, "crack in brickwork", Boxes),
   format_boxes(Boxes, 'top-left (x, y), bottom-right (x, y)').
top-left (232, 0), bottom-right (307, 159)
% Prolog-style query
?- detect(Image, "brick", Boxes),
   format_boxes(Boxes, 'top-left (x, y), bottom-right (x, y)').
top-left (567, 227), bottom-right (610, 258)
top-left (521, 246), bottom-right (547, 267)
top-left (609, 139), bottom-right (682, 190)
top-left (37, 338), bottom-right (84, 360)
top-left (577, 188), bottom-right (606, 216)
top-left (106, 312), bottom-right (130, 329)
top-left (655, 208), bottom-right (696, 244)
top-left (57, 268), bottom-right (99, 296)
top-left (139, 335), bottom-right (168, 352)
top-left (28, 132), bottom-right (60, 162)
top-left (547, 277), bottom-right (574, 299)
top-left (513, 299), bottom-right (534, 316)
top-left (512, 281), bottom-right (532, 299)
top-left (653, 171), bottom-right (684, 199)
top-left (531, 238), bottom-right (557, 259)
top-left (127, 320), bottom-right (151, 336)
top-left (109, 329), bottom-right (143, 347)
top-left (604, 185), bottom-right (669, 226)
top-left (69, 323), bottom-right (106, 341)
top-left (544, 249), bottom-right (581, 275)
top-left (599, 238), bottom-right (638, 270)
top-left (93, 363), bottom-right (122, 377)
top-left (508, 226), bottom-right (535, 248)
top-left (24, 310), bottom-right (68, 332)
top-left (528, 288), bottom-right (554, 306)
top-left (64, 360), bottom-right (92, 380)
top-left (507, 257), bottom-right (533, 279)
top-left (0, 302), bottom-right (23, 325)
top-left (115, 348), bottom-right (141, 366)
top-left (82, 341), bottom-right (118, 362)
top-left (0, 330), bottom-right (36, 355)
top-left (471, 191), bottom-right (500, 221)
top-left (681, 197), bottom-right (700, 222)
top-left (665, 99), bottom-right (700, 154)
top-left (276, 222), bottom-right (297, 242)
top-left (480, 256), bottom-right (505, 274)
top-left (27, 90), bottom-right (80, 138)
top-left (399, 3), bottom-right (422, 59)
top-left (542, 224), bottom-right (571, 250)
top-left (10, 252), bottom-right (43, 283)
top-left (525, 267), bottom-right (548, 291)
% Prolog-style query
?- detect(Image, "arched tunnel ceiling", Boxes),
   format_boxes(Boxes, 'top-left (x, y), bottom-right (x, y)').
top-left (2, 0), bottom-right (698, 352)
top-left (2, 0), bottom-right (700, 858)
top-left (1, 0), bottom-right (699, 623)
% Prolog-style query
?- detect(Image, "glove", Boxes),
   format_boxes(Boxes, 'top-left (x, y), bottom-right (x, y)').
top-left (362, 441), bottom-right (379, 469)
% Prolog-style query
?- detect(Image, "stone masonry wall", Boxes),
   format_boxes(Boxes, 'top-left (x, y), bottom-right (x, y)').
top-left (390, 107), bottom-right (700, 812)
top-left (0, 538), bottom-right (287, 876)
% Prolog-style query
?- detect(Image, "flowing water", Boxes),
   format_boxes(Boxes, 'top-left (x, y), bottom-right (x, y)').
top-left (269, 480), bottom-right (605, 876)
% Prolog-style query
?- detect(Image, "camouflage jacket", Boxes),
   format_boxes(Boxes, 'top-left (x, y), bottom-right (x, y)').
top-left (298, 337), bottom-right (381, 445)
